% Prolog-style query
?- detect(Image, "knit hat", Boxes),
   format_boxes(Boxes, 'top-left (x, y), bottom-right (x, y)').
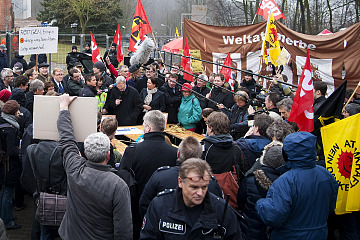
top-left (111, 42), bottom-right (117, 47)
top-left (1, 100), bottom-right (20, 115)
top-left (244, 70), bottom-right (253, 76)
top-left (72, 45), bottom-right (77, 50)
top-left (260, 141), bottom-right (284, 169)
top-left (0, 89), bottom-right (11, 102)
top-left (182, 83), bottom-right (192, 91)
top-left (93, 61), bottom-right (105, 72)
top-left (13, 62), bottom-right (23, 72)
top-left (28, 61), bottom-right (36, 69)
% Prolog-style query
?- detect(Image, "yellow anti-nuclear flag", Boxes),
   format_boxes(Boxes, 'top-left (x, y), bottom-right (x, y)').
top-left (175, 27), bottom-right (180, 39)
top-left (261, 12), bottom-right (281, 66)
top-left (321, 113), bottom-right (360, 215)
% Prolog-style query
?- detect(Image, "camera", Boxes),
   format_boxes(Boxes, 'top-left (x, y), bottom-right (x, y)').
top-left (249, 93), bottom-right (267, 108)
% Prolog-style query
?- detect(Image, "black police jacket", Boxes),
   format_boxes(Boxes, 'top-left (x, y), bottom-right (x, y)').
top-left (139, 162), bottom-right (224, 219)
top-left (140, 188), bottom-right (242, 240)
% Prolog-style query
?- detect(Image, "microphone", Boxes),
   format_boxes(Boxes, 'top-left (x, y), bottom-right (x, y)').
top-left (130, 36), bottom-right (155, 66)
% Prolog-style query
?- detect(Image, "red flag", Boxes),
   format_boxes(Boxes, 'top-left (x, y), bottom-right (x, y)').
top-left (129, 0), bottom-right (152, 52)
top-left (256, 0), bottom-right (286, 20)
top-left (219, 52), bottom-right (235, 91)
top-left (181, 38), bottom-right (193, 82)
top-left (288, 49), bottom-right (314, 132)
top-left (90, 31), bottom-right (101, 63)
top-left (113, 24), bottom-right (124, 64)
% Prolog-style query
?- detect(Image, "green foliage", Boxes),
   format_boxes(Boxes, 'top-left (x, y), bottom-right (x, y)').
top-left (37, 0), bottom-right (123, 34)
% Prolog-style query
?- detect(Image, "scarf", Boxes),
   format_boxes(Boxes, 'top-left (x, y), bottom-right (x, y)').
top-left (1, 112), bottom-right (20, 130)
top-left (143, 87), bottom-right (158, 112)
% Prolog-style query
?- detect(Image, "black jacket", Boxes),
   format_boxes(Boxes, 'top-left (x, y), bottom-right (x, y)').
top-left (104, 50), bottom-right (119, 68)
top-left (135, 76), bottom-right (148, 93)
top-left (30, 54), bottom-right (47, 64)
top-left (10, 54), bottom-right (28, 71)
top-left (79, 84), bottom-right (97, 97)
top-left (119, 132), bottom-right (177, 194)
top-left (237, 165), bottom-right (281, 240)
top-left (160, 84), bottom-right (182, 123)
top-left (201, 134), bottom-right (243, 174)
top-left (240, 79), bottom-right (260, 99)
top-left (139, 163), bottom-right (223, 219)
top-left (0, 52), bottom-right (8, 72)
top-left (140, 189), bottom-right (242, 240)
top-left (25, 91), bottom-right (35, 115)
top-left (0, 118), bottom-right (21, 186)
top-left (140, 89), bottom-right (166, 112)
top-left (192, 86), bottom-right (210, 109)
top-left (104, 85), bottom-right (142, 126)
top-left (207, 87), bottom-right (235, 111)
top-left (66, 52), bottom-right (80, 70)
top-left (67, 78), bottom-right (83, 96)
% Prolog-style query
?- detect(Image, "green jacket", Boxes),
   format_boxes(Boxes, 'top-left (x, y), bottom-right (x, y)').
top-left (177, 94), bottom-right (202, 129)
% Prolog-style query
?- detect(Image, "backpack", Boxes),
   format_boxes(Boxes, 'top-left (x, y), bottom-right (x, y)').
top-left (212, 144), bottom-right (245, 210)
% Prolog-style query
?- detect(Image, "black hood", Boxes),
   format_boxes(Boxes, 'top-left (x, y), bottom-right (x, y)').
top-left (10, 88), bottom-right (26, 107)
top-left (204, 133), bottom-right (234, 148)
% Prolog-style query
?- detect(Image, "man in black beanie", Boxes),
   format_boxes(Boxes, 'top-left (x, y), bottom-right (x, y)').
top-left (104, 43), bottom-right (119, 68)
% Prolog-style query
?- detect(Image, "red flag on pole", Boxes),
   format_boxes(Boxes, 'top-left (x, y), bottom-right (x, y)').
top-left (256, 0), bottom-right (286, 20)
top-left (129, 0), bottom-right (152, 53)
top-left (288, 49), bottom-right (314, 132)
top-left (90, 31), bottom-right (101, 63)
top-left (113, 24), bottom-right (124, 64)
top-left (181, 38), bottom-right (193, 82)
top-left (219, 52), bottom-right (235, 92)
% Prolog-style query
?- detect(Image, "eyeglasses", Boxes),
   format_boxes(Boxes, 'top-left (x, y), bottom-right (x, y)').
top-left (6, 75), bottom-right (14, 78)
top-left (184, 175), bottom-right (211, 182)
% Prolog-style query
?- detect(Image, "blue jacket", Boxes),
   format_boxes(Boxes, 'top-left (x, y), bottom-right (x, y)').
top-left (177, 94), bottom-right (202, 129)
top-left (256, 132), bottom-right (338, 240)
top-left (235, 136), bottom-right (271, 173)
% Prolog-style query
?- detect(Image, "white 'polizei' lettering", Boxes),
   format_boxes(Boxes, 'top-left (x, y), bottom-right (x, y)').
top-left (162, 221), bottom-right (184, 231)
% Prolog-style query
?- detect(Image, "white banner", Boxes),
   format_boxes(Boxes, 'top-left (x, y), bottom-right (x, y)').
top-left (19, 27), bottom-right (58, 55)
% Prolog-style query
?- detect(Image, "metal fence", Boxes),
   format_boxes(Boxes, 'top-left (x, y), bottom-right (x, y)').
top-left (0, 32), bottom-right (175, 73)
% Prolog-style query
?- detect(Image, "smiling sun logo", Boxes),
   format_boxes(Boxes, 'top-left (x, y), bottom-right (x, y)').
top-left (337, 150), bottom-right (354, 179)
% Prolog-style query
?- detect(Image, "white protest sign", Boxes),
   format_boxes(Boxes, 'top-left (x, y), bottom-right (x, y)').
top-left (19, 27), bottom-right (58, 55)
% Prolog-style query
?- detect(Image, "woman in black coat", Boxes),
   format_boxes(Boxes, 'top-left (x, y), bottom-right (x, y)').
top-left (138, 77), bottom-right (165, 124)
top-left (0, 100), bottom-right (22, 229)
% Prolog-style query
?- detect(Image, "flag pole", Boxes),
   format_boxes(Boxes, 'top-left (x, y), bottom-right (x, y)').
top-left (342, 81), bottom-right (360, 111)
top-left (151, 32), bottom-right (164, 63)
top-left (251, 14), bottom-right (257, 24)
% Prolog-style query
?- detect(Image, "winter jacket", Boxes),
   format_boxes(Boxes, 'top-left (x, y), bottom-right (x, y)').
top-left (104, 85), bottom-right (142, 126)
top-left (67, 78), bottom-right (83, 96)
top-left (0, 52), bottom-right (8, 73)
top-left (238, 165), bottom-right (281, 240)
top-left (0, 117), bottom-right (21, 186)
top-left (235, 136), bottom-right (271, 173)
top-left (139, 163), bottom-right (224, 219)
top-left (119, 132), bottom-right (178, 194)
top-left (202, 134), bottom-right (243, 174)
top-left (140, 189), bottom-right (242, 240)
top-left (177, 94), bottom-right (202, 129)
top-left (240, 79), bottom-right (260, 99)
top-left (160, 84), bottom-right (182, 123)
top-left (207, 87), bottom-right (235, 111)
top-left (256, 132), bottom-right (338, 240)
top-left (10, 54), bottom-right (28, 71)
top-left (57, 110), bottom-right (132, 240)
top-left (192, 85), bottom-right (210, 109)
top-left (140, 88), bottom-right (166, 112)
top-left (79, 84), bottom-right (97, 97)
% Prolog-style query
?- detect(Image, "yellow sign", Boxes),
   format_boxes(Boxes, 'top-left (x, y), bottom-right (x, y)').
top-left (180, 49), bottom-right (203, 73)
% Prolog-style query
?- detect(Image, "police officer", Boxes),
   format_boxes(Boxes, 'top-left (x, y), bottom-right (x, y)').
top-left (139, 136), bottom-right (223, 219)
top-left (140, 158), bottom-right (242, 239)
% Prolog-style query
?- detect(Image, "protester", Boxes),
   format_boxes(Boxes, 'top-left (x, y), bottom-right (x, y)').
top-left (178, 83), bottom-right (202, 131)
top-left (25, 79), bottom-right (44, 115)
top-left (313, 81), bottom-right (327, 113)
top-left (102, 76), bottom-right (142, 126)
top-left (240, 70), bottom-right (260, 99)
top-left (229, 90), bottom-right (250, 140)
top-left (256, 131), bottom-right (338, 239)
top-left (79, 73), bottom-right (97, 97)
top-left (140, 158), bottom-right (242, 239)
top-left (0, 100), bottom-right (22, 230)
top-left (159, 73), bottom-right (182, 123)
top-left (342, 103), bottom-right (360, 118)
top-left (202, 111), bottom-right (243, 174)
top-left (57, 94), bottom-right (132, 239)
top-left (37, 63), bottom-right (51, 83)
top-left (0, 68), bottom-right (14, 92)
top-left (67, 68), bottom-right (83, 96)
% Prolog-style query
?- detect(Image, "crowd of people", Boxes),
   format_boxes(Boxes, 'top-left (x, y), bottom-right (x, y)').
top-left (0, 49), bottom-right (359, 240)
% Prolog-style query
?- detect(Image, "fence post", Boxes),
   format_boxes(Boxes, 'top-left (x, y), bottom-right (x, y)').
top-left (6, 32), bottom-right (11, 66)
top-left (106, 35), bottom-right (109, 51)
top-left (80, 34), bottom-right (84, 52)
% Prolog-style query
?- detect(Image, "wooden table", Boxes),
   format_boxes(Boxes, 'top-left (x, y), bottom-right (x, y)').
top-left (116, 124), bottom-right (205, 145)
